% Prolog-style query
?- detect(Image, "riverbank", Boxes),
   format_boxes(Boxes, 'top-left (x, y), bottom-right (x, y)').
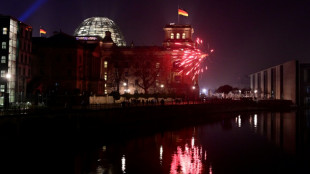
top-left (0, 100), bottom-right (297, 135)
top-left (0, 100), bottom-right (300, 152)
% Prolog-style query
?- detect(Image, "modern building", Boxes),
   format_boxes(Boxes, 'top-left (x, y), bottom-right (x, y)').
top-left (0, 15), bottom-right (32, 107)
top-left (249, 60), bottom-right (310, 107)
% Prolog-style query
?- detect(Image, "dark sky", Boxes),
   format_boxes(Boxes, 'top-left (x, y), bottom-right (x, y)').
top-left (1, 0), bottom-right (310, 90)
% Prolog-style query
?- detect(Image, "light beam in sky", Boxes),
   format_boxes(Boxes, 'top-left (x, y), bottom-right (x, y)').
top-left (18, 0), bottom-right (49, 22)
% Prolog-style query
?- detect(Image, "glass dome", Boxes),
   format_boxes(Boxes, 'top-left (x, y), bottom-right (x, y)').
top-left (74, 17), bottom-right (126, 46)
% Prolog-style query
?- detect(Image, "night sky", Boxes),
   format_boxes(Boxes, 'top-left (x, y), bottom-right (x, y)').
top-left (1, 0), bottom-right (310, 90)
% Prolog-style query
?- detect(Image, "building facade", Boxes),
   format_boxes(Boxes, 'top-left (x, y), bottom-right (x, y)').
top-left (97, 24), bottom-right (200, 98)
top-left (249, 60), bottom-right (310, 107)
top-left (0, 15), bottom-right (32, 107)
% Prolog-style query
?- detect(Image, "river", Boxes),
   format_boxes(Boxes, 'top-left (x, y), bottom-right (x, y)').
top-left (0, 109), bottom-right (309, 174)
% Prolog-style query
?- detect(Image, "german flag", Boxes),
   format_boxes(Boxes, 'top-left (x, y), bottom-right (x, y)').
top-left (178, 8), bottom-right (189, 17)
top-left (40, 28), bottom-right (47, 34)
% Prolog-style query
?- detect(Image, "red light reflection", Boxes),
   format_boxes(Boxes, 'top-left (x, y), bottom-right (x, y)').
top-left (170, 143), bottom-right (206, 174)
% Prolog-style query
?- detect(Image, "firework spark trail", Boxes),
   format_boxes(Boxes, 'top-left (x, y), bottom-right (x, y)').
top-left (177, 48), bottom-right (208, 80)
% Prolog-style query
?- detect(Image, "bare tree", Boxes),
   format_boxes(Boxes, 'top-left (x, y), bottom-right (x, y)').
top-left (105, 50), bottom-right (127, 96)
top-left (134, 53), bottom-right (165, 94)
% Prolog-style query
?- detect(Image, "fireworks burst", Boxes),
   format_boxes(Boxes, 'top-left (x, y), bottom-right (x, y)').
top-left (174, 38), bottom-right (213, 81)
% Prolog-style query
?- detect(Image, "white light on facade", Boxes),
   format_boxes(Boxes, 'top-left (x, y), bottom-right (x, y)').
top-left (5, 73), bottom-right (11, 79)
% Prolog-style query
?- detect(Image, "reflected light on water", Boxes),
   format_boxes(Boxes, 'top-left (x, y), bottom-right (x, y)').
top-left (160, 145), bottom-right (163, 165)
top-left (170, 143), bottom-right (204, 174)
top-left (121, 155), bottom-right (126, 173)
top-left (191, 137), bottom-right (195, 147)
top-left (209, 165), bottom-right (213, 174)
top-left (254, 114), bottom-right (258, 128)
top-left (238, 115), bottom-right (241, 127)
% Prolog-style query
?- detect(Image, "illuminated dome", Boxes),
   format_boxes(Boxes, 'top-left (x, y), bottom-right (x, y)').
top-left (74, 17), bottom-right (126, 46)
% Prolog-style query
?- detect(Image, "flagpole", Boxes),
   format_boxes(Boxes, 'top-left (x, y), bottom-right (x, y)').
top-left (178, 5), bottom-right (179, 24)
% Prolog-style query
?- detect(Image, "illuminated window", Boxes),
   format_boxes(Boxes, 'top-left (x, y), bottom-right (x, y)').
top-left (3, 28), bottom-right (7, 35)
top-left (104, 61), bottom-right (108, 68)
top-left (1, 56), bottom-right (5, 63)
top-left (182, 33), bottom-right (186, 39)
top-left (104, 72), bottom-right (107, 81)
top-left (170, 33), bottom-right (174, 39)
top-left (156, 62), bottom-right (160, 69)
top-left (0, 96), bottom-right (3, 106)
top-left (1, 42), bottom-right (6, 49)
top-left (176, 33), bottom-right (180, 39)
top-left (0, 85), bottom-right (4, 92)
top-left (1, 70), bottom-right (5, 77)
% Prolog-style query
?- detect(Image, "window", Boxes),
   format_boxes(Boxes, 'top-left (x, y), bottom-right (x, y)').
top-left (104, 61), bottom-right (108, 68)
top-left (170, 33), bottom-right (174, 39)
top-left (3, 28), bottom-right (7, 35)
top-left (182, 33), bottom-right (186, 39)
top-left (0, 85), bottom-right (4, 92)
top-left (1, 70), bottom-right (5, 77)
top-left (156, 62), bottom-right (160, 69)
top-left (1, 56), bottom-right (5, 63)
top-left (1, 42), bottom-right (6, 49)
top-left (176, 33), bottom-right (180, 39)
top-left (104, 72), bottom-right (107, 81)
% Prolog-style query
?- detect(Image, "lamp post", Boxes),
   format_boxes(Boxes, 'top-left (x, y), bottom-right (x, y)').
top-left (192, 86), bottom-right (196, 104)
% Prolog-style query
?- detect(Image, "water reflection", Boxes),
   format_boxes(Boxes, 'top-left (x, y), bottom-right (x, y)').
top-left (75, 110), bottom-right (310, 173)
top-left (121, 155), bottom-right (126, 173)
top-left (160, 145), bottom-right (163, 166)
top-left (170, 143), bottom-right (207, 174)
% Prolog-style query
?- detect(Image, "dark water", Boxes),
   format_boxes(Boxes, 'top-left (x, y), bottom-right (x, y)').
top-left (0, 110), bottom-right (309, 174)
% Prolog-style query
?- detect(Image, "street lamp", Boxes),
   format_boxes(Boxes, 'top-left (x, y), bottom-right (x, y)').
top-left (202, 88), bottom-right (207, 94)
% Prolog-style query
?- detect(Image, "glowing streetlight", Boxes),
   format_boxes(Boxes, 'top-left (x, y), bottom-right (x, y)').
top-left (202, 88), bottom-right (207, 94)
top-left (5, 73), bottom-right (11, 79)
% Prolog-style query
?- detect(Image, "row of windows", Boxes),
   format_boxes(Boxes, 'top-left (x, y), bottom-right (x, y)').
top-left (170, 33), bottom-right (186, 39)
